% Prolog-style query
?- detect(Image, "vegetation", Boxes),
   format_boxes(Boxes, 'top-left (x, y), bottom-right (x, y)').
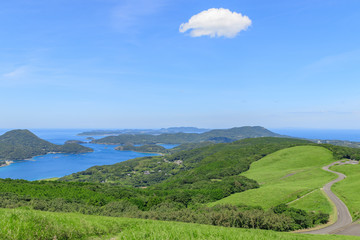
top-left (116, 144), bottom-right (169, 154)
top-left (331, 163), bottom-right (360, 220)
top-left (0, 178), bottom-right (328, 232)
top-left (2, 137), bottom-right (360, 234)
top-left (211, 146), bottom-right (337, 210)
top-left (61, 138), bottom-right (311, 190)
top-left (314, 139), bottom-right (360, 148)
top-left (78, 127), bottom-right (210, 136)
top-left (1, 208), bottom-right (357, 240)
top-left (92, 126), bottom-right (283, 145)
top-left (115, 142), bottom-right (215, 154)
top-left (289, 189), bottom-right (333, 215)
top-left (0, 130), bottom-right (93, 161)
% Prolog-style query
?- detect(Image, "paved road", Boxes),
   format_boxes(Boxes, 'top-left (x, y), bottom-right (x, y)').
top-left (303, 161), bottom-right (353, 235)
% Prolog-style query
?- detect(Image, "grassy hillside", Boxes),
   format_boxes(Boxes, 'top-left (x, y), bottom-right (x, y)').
top-left (211, 146), bottom-right (336, 211)
top-left (0, 208), bottom-right (358, 240)
top-left (331, 163), bottom-right (360, 220)
top-left (0, 129), bottom-right (93, 161)
top-left (289, 189), bottom-right (333, 215)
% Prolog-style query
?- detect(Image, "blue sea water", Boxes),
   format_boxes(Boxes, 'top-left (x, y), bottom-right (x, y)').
top-left (0, 129), bottom-right (163, 181)
top-left (271, 129), bottom-right (360, 142)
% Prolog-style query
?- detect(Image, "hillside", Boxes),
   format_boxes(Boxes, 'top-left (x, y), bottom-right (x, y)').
top-left (331, 163), bottom-right (360, 220)
top-left (211, 146), bottom-right (336, 212)
top-left (61, 138), bottom-right (311, 189)
top-left (92, 126), bottom-right (284, 145)
top-left (1, 208), bottom-right (358, 240)
top-left (0, 129), bottom-right (93, 161)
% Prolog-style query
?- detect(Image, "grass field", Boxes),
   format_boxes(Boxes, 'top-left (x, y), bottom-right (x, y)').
top-left (289, 189), bottom-right (334, 214)
top-left (331, 164), bottom-right (360, 220)
top-left (210, 146), bottom-right (336, 211)
top-left (0, 207), bottom-right (358, 240)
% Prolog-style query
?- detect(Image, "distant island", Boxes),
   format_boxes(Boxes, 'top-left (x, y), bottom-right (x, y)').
top-left (0, 130), bottom-right (93, 166)
top-left (78, 127), bottom-right (211, 136)
top-left (92, 126), bottom-right (284, 145)
top-left (116, 144), bottom-right (169, 154)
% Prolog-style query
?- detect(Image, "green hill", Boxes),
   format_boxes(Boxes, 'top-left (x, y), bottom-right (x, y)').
top-left (331, 163), bottom-right (360, 220)
top-left (211, 146), bottom-right (336, 213)
top-left (92, 126), bottom-right (284, 145)
top-left (0, 129), bottom-right (93, 161)
top-left (61, 138), bottom-right (311, 190)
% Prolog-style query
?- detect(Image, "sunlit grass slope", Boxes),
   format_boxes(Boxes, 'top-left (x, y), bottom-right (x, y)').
top-left (331, 164), bottom-right (360, 220)
top-left (0, 208), bottom-right (358, 240)
top-left (211, 146), bottom-right (336, 210)
top-left (289, 189), bottom-right (333, 214)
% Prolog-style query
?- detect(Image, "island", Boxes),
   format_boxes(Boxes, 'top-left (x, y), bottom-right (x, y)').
top-left (78, 127), bottom-right (211, 136)
top-left (92, 126), bottom-right (285, 145)
top-left (0, 129), bottom-right (93, 166)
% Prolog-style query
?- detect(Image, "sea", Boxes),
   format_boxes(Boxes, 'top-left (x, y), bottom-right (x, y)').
top-left (0, 129), bottom-right (177, 181)
top-left (1, 128), bottom-right (360, 181)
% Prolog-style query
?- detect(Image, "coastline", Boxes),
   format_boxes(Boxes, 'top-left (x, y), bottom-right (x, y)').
top-left (0, 160), bottom-right (14, 168)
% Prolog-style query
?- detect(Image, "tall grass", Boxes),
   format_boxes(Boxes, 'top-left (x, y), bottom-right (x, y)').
top-left (0, 208), bottom-right (357, 240)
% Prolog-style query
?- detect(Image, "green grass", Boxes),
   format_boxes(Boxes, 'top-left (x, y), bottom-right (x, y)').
top-left (0, 207), bottom-right (358, 240)
top-left (211, 146), bottom-right (337, 210)
top-left (289, 189), bottom-right (333, 214)
top-left (331, 164), bottom-right (360, 220)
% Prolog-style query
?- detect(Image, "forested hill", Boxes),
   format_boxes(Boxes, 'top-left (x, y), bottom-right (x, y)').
top-left (92, 126), bottom-right (284, 145)
top-left (0, 129), bottom-right (93, 161)
top-left (61, 137), bottom-right (312, 189)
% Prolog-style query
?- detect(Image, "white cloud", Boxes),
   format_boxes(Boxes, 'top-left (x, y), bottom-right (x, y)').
top-left (179, 8), bottom-right (252, 38)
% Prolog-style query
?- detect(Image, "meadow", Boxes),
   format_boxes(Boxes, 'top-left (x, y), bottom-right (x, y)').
top-left (331, 163), bottom-right (360, 220)
top-left (211, 146), bottom-right (336, 212)
top-left (0, 208), bottom-right (358, 240)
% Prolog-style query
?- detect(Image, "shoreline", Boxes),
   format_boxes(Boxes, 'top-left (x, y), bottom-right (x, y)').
top-left (0, 160), bottom-right (14, 168)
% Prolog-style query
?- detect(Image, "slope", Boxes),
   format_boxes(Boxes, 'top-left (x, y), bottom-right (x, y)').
top-left (211, 146), bottom-right (337, 211)
top-left (331, 163), bottom-right (360, 220)
top-left (1, 208), bottom-right (358, 240)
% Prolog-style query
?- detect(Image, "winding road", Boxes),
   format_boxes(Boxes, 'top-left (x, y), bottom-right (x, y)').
top-left (303, 161), bottom-right (354, 235)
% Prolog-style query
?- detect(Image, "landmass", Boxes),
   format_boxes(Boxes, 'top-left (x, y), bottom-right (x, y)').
top-left (0, 129), bottom-right (93, 166)
top-left (92, 126), bottom-right (285, 145)
top-left (78, 127), bottom-right (211, 136)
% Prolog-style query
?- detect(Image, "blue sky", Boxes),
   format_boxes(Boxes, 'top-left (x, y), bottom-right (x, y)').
top-left (1, 0), bottom-right (360, 129)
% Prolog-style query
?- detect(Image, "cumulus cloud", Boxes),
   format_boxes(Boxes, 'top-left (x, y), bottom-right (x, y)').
top-left (179, 8), bottom-right (252, 38)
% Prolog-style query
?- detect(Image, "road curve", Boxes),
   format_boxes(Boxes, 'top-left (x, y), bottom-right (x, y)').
top-left (303, 161), bottom-right (353, 234)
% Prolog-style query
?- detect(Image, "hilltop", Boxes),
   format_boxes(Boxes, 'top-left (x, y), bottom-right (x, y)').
top-left (0, 129), bottom-right (93, 161)
top-left (92, 126), bottom-right (285, 145)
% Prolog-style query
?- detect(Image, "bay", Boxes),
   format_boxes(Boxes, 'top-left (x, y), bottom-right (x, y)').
top-left (0, 129), bottom-right (159, 181)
